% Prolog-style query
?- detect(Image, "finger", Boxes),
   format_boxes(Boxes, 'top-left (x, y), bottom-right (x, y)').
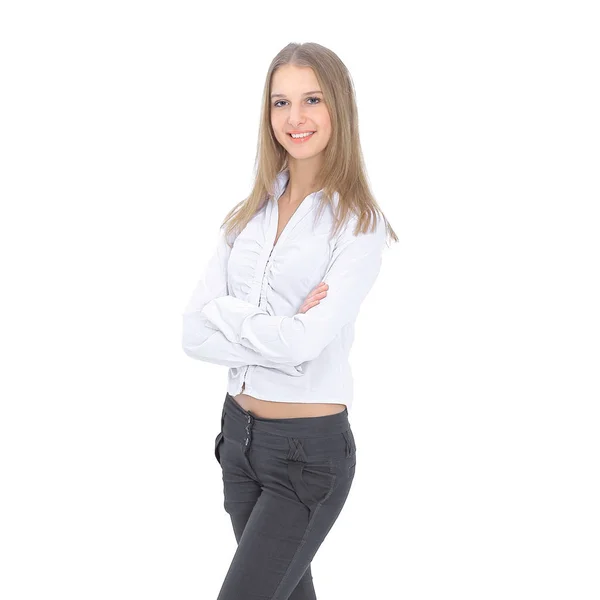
top-left (299, 299), bottom-right (320, 314)
top-left (307, 290), bottom-right (328, 302)
top-left (312, 282), bottom-right (329, 293)
top-left (305, 300), bottom-right (320, 311)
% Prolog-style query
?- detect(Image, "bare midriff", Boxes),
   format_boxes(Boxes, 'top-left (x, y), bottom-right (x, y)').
top-left (233, 383), bottom-right (346, 419)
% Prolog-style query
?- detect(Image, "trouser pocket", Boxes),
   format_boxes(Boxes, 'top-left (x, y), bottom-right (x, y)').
top-left (214, 431), bottom-right (224, 465)
top-left (287, 459), bottom-right (336, 510)
top-left (214, 407), bottom-right (226, 465)
top-left (286, 437), bottom-right (336, 514)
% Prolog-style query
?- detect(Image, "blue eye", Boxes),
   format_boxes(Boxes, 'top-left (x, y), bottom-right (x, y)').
top-left (273, 97), bottom-right (321, 108)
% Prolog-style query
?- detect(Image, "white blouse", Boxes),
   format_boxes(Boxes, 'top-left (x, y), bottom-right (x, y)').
top-left (181, 168), bottom-right (387, 411)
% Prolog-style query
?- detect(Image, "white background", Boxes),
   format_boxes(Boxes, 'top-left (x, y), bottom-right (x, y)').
top-left (1, 1), bottom-right (598, 598)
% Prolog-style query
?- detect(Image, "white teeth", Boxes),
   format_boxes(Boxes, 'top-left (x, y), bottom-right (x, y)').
top-left (290, 132), bottom-right (314, 138)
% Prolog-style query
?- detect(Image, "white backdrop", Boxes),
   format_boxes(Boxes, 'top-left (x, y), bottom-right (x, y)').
top-left (1, 1), bottom-right (598, 599)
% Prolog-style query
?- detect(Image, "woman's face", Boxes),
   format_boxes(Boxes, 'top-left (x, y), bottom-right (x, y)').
top-left (270, 65), bottom-right (332, 161)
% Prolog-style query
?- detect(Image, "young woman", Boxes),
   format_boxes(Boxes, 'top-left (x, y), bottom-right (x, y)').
top-left (182, 42), bottom-right (397, 600)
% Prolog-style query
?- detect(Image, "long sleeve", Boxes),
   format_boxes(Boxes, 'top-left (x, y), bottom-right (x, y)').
top-left (181, 228), bottom-right (302, 373)
top-left (199, 215), bottom-right (387, 366)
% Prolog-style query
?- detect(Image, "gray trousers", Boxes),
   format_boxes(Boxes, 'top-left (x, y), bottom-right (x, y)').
top-left (213, 392), bottom-right (357, 600)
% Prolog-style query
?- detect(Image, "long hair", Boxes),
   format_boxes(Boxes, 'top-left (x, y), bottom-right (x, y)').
top-left (219, 42), bottom-right (399, 248)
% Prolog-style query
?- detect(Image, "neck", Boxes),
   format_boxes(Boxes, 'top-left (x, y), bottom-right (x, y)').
top-left (283, 158), bottom-right (323, 205)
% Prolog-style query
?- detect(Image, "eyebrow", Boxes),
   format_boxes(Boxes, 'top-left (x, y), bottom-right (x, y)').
top-left (270, 90), bottom-right (323, 99)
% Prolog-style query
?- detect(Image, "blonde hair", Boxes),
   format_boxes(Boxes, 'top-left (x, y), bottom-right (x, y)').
top-left (220, 42), bottom-right (399, 248)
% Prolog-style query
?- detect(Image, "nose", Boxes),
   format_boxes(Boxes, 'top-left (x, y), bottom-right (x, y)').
top-left (288, 106), bottom-right (306, 128)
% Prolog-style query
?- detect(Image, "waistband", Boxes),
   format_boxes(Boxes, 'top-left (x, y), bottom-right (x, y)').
top-left (223, 392), bottom-right (350, 438)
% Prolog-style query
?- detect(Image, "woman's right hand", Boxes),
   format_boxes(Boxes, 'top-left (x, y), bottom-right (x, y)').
top-left (298, 282), bottom-right (329, 314)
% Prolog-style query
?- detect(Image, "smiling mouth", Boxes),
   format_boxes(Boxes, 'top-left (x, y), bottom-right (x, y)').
top-left (287, 131), bottom-right (316, 140)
